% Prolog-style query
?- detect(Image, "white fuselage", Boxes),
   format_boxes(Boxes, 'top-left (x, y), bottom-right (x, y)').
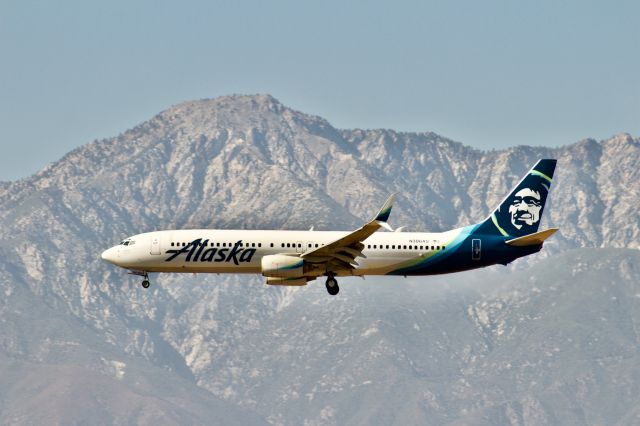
top-left (101, 228), bottom-right (460, 277)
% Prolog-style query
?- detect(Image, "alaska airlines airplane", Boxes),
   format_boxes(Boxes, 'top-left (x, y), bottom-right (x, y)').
top-left (101, 159), bottom-right (557, 295)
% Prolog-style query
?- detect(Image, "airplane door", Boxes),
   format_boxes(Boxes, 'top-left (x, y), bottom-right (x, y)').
top-left (471, 239), bottom-right (481, 260)
top-left (150, 236), bottom-right (161, 255)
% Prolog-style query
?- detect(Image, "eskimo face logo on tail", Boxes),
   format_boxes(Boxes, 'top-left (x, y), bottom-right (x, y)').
top-left (508, 188), bottom-right (542, 229)
top-left (494, 173), bottom-right (551, 238)
top-left (165, 239), bottom-right (256, 264)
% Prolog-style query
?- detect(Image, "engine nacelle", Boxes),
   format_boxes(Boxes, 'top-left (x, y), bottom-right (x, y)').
top-left (265, 277), bottom-right (308, 286)
top-left (261, 254), bottom-right (304, 278)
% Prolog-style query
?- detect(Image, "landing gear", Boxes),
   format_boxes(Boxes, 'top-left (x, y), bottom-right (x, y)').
top-left (325, 276), bottom-right (339, 296)
top-left (140, 272), bottom-right (150, 289)
top-left (129, 271), bottom-right (151, 289)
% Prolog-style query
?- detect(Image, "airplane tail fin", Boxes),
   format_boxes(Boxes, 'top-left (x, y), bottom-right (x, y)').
top-left (476, 159), bottom-right (557, 238)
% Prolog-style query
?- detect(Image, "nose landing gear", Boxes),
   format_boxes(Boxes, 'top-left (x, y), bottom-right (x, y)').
top-left (325, 275), bottom-right (339, 296)
top-left (128, 271), bottom-right (151, 289)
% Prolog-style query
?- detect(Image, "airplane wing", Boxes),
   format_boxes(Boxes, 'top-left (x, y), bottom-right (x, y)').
top-left (301, 194), bottom-right (396, 270)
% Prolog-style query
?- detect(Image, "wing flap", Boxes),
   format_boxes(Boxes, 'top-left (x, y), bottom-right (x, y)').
top-left (505, 228), bottom-right (559, 247)
top-left (339, 246), bottom-right (366, 259)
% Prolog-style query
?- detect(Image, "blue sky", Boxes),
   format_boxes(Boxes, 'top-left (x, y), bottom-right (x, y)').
top-left (1, 0), bottom-right (638, 181)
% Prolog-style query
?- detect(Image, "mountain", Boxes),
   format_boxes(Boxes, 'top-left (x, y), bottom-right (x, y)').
top-left (0, 94), bottom-right (639, 424)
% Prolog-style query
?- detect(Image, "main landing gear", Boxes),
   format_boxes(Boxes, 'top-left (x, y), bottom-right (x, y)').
top-left (325, 275), bottom-right (339, 296)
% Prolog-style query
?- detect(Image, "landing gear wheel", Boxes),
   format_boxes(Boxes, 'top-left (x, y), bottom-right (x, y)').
top-left (325, 277), bottom-right (339, 296)
top-left (141, 279), bottom-right (150, 289)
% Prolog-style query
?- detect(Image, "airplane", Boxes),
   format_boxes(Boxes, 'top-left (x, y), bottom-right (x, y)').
top-left (101, 159), bottom-right (558, 295)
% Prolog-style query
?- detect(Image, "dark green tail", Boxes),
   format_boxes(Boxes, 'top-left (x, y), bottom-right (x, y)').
top-left (477, 159), bottom-right (557, 238)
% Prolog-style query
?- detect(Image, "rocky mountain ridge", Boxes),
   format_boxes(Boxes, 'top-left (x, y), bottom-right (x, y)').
top-left (0, 94), bottom-right (638, 424)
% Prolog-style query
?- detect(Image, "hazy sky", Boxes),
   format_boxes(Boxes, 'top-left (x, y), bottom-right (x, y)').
top-left (1, 0), bottom-right (638, 181)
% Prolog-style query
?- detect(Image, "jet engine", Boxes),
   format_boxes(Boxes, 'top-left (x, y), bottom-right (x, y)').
top-left (261, 254), bottom-right (305, 278)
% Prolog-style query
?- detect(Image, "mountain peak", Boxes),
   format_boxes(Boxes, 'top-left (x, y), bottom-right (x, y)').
top-left (160, 94), bottom-right (289, 120)
top-left (148, 94), bottom-right (334, 138)
top-left (604, 132), bottom-right (637, 147)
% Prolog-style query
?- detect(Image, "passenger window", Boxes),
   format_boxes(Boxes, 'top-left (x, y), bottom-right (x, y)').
top-left (223, 243), bottom-right (227, 247)
top-left (403, 245), bottom-right (407, 250)
top-left (315, 244), bottom-right (319, 247)
top-left (286, 243), bottom-right (290, 248)
top-left (409, 245), bottom-right (412, 250)
top-left (442, 246), bottom-right (446, 250)
top-left (171, 242), bottom-right (174, 247)
top-left (210, 242), bottom-right (214, 247)
top-left (431, 246), bottom-right (434, 250)
top-left (436, 246), bottom-right (440, 250)
top-left (392, 245), bottom-right (395, 249)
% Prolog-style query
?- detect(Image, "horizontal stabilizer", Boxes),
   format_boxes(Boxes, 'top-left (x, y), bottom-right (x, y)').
top-left (505, 228), bottom-right (559, 247)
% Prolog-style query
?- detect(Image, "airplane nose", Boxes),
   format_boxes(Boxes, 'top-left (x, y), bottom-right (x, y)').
top-left (101, 247), bottom-right (118, 264)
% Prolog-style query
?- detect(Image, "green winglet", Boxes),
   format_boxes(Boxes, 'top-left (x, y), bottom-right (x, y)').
top-left (375, 193), bottom-right (396, 223)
